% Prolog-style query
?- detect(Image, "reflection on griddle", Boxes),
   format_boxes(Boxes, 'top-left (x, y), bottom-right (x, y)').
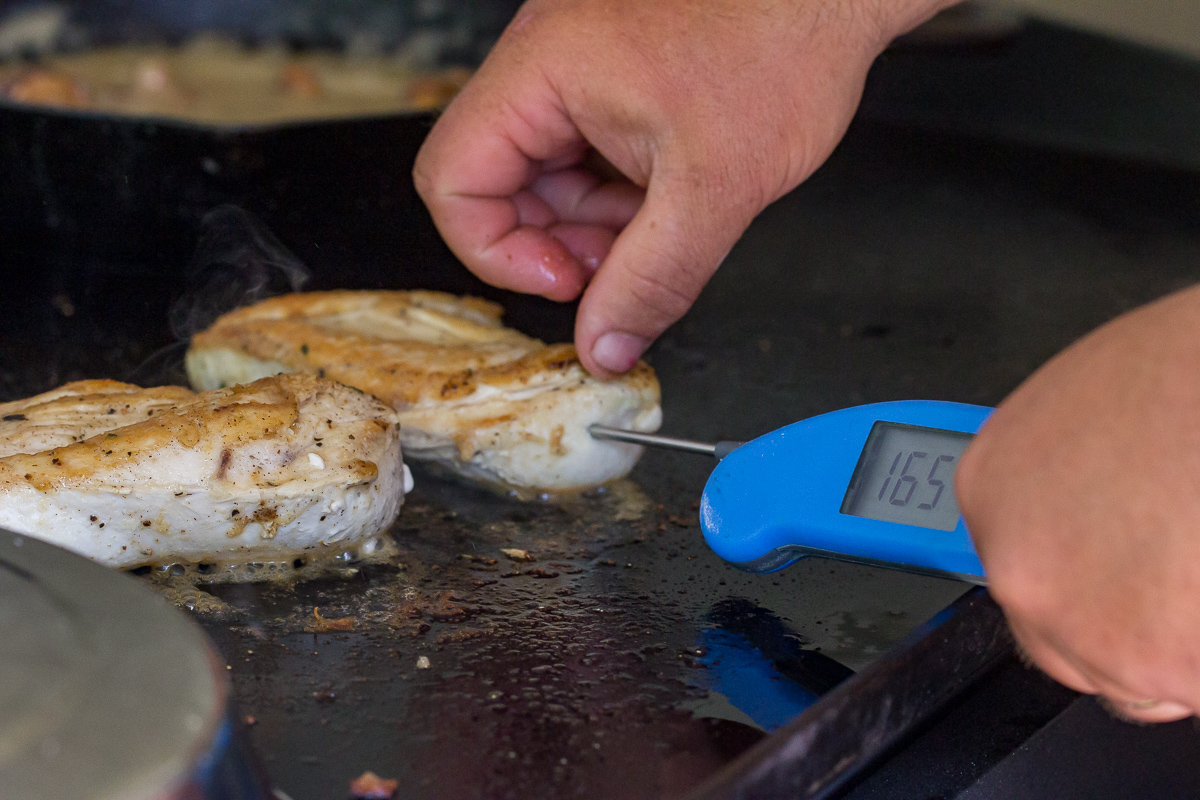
top-left (684, 597), bottom-right (855, 732)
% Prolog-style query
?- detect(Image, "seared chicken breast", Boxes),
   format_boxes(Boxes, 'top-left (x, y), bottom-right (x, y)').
top-left (186, 290), bottom-right (662, 493)
top-left (0, 374), bottom-right (407, 569)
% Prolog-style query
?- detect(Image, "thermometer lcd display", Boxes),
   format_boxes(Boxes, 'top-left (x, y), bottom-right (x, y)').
top-left (840, 422), bottom-right (973, 531)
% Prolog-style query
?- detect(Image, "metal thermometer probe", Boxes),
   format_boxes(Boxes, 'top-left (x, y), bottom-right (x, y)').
top-left (587, 425), bottom-right (743, 460)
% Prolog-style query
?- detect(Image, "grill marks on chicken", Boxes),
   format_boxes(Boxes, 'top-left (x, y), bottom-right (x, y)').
top-left (0, 374), bottom-right (406, 568)
top-left (0, 380), bottom-right (194, 457)
top-left (186, 290), bottom-right (663, 493)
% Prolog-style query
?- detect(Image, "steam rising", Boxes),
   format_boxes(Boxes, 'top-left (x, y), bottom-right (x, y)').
top-left (128, 206), bottom-right (309, 386)
top-left (169, 205), bottom-right (310, 340)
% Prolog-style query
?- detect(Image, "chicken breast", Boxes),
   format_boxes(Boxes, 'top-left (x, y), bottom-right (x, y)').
top-left (185, 290), bottom-right (662, 493)
top-left (0, 373), bottom-right (408, 569)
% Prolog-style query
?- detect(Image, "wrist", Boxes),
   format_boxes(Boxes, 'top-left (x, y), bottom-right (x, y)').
top-left (877, 0), bottom-right (966, 43)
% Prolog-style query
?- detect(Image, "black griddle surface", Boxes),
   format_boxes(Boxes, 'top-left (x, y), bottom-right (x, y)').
top-left (3, 112), bottom-right (1200, 798)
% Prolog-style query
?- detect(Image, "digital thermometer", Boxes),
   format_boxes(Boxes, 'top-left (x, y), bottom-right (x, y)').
top-left (591, 400), bottom-right (992, 584)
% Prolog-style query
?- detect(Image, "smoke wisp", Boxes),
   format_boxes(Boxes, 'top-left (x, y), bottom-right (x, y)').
top-left (128, 205), bottom-right (309, 387)
top-left (169, 204), bottom-right (310, 340)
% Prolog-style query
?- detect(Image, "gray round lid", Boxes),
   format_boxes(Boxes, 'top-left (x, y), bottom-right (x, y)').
top-left (0, 529), bottom-right (227, 800)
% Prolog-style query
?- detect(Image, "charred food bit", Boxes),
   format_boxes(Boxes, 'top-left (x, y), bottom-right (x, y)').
top-left (186, 290), bottom-right (662, 494)
top-left (306, 606), bottom-right (355, 633)
top-left (500, 547), bottom-right (534, 562)
top-left (0, 374), bottom-right (408, 570)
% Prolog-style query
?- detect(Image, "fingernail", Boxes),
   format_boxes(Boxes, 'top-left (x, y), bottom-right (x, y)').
top-left (592, 332), bottom-right (648, 374)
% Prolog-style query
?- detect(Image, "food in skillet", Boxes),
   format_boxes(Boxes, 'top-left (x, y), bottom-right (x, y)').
top-left (185, 290), bottom-right (663, 494)
top-left (0, 373), bottom-right (408, 569)
top-left (0, 38), bottom-right (472, 124)
top-left (1, 66), bottom-right (87, 107)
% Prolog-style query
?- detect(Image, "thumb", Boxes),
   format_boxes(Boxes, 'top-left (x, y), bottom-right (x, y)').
top-left (574, 174), bottom-right (754, 377)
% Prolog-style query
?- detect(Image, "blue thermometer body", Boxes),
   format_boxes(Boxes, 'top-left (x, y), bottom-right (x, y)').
top-left (697, 401), bottom-right (992, 583)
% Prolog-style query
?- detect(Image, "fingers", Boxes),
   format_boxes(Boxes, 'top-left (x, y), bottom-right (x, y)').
top-left (574, 173), bottom-right (754, 376)
top-left (514, 169), bottom-right (643, 271)
top-left (1008, 615), bottom-right (1195, 723)
top-left (414, 66), bottom-right (594, 301)
top-left (1007, 616), bottom-right (1098, 695)
top-left (1102, 698), bottom-right (1194, 724)
top-left (545, 223), bottom-right (617, 273)
top-left (531, 168), bottom-right (645, 230)
top-left (415, 72), bottom-right (646, 303)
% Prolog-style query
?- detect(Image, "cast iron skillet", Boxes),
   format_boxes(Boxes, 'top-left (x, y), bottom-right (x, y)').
top-left (0, 0), bottom-right (525, 307)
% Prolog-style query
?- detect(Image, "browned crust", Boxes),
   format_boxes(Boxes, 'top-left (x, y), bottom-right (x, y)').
top-left (0, 374), bottom-right (386, 492)
top-left (0, 381), bottom-right (199, 456)
top-left (0, 380), bottom-right (297, 490)
top-left (191, 290), bottom-right (659, 408)
top-left (0, 380), bottom-right (193, 417)
top-left (194, 289), bottom-right (505, 327)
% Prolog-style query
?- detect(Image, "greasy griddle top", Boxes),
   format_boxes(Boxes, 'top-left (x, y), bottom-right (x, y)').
top-left (2, 115), bottom-right (1199, 798)
top-left (192, 476), bottom-right (959, 800)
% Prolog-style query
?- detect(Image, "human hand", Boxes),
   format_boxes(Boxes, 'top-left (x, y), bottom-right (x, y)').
top-left (414, 0), bottom-right (957, 376)
top-left (956, 285), bottom-right (1200, 722)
